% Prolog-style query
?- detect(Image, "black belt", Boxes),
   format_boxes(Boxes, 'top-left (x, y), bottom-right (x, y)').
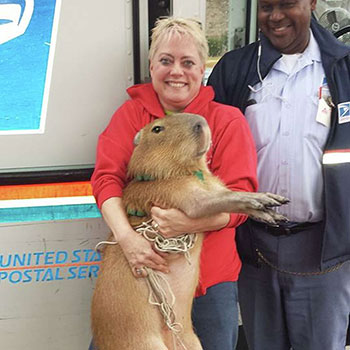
top-left (250, 220), bottom-right (321, 236)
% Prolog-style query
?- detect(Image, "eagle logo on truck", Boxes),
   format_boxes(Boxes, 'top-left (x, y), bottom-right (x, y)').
top-left (0, 0), bottom-right (34, 45)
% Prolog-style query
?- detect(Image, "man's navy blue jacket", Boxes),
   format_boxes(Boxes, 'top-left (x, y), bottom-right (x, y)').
top-left (208, 19), bottom-right (350, 269)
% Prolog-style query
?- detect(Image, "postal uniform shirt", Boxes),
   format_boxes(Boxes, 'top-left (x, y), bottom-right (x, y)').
top-left (246, 32), bottom-right (330, 223)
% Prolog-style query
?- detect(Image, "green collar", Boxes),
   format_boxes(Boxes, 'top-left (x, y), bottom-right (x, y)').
top-left (134, 170), bottom-right (204, 183)
top-left (127, 208), bottom-right (146, 217)
top-left (193, 170), bottom-right (204, 181)
top-left (134, 174), bottom-right (155, 181)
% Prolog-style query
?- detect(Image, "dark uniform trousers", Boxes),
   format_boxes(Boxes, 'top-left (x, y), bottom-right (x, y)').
top-left (237, 220), bottom-right (350, 350)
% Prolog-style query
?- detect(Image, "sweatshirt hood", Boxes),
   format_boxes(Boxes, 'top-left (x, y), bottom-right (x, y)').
top-left (127, 83), bottom-right (215, 118)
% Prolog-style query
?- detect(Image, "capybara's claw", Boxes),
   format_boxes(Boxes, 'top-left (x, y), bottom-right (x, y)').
top-left (278, 215), bottom-right (289, 223)
top-left (265, 192), bottom-right (290, 205)
top-left (247, 208), bottom-right (289, 225)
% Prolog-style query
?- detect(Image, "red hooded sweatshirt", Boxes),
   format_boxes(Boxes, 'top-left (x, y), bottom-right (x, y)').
top-left (91, 83), bottom-right (257, 296)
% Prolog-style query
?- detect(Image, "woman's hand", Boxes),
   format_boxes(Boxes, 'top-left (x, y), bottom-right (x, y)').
top-left (118, 229), bottom-right (169, 277)
top-left (151, 206), bottom-right (230, 238)
top-left (101, 197), bottom-right (169, 278)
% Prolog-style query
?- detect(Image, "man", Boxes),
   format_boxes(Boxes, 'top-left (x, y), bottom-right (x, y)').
top-left (208, 0), bottom-right (350, 349)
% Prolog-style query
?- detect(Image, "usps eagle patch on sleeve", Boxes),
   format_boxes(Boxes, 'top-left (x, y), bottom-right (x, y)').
top-left (338, 102), bottom-right (350, 124)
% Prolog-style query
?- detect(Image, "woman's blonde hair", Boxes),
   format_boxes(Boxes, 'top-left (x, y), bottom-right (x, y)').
top-left (149, 17), bottom-right (209, 64)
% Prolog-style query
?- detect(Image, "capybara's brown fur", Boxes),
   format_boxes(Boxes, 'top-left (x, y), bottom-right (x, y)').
top-left (91, 113), bottom-right (287, 350)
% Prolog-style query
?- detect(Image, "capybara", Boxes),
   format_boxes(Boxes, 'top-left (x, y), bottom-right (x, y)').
top-left (91, 113), bottom-right (288, 350)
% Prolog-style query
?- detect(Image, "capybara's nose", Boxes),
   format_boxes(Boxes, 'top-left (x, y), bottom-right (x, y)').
top-left (193, 122), bottom-right (203, 135)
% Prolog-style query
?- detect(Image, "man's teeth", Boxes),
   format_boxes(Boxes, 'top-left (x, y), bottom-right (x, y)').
top-left (274, 26), bottom-right (288, 32)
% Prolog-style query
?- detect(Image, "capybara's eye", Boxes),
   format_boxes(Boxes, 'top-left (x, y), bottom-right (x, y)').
top-left (151, 126), bottom-right (165, 134)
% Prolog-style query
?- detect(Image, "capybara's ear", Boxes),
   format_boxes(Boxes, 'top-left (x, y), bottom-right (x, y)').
top-left (133, 131), bottom-right (141, 145)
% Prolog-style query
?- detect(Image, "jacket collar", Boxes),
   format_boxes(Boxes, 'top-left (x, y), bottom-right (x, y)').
top-left (259, 33), bottom-right (282, 80)
top-left (127, 83), bottom-right (215, 118)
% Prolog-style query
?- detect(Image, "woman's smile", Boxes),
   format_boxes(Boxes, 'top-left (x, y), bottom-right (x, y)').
top-left (165, 81), bottom-right (187, 88)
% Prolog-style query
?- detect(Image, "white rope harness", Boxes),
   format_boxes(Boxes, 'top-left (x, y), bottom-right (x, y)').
top-left (95, 219), bottom-right (197, 350)
top-left (135, 219), bottom-right (197, 262)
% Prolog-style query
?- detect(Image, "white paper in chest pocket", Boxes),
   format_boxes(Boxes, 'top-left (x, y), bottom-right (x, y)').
top-left (316, 98), bottom-right (331, 127)
top-left (316, 78), bottom-right (332, 128)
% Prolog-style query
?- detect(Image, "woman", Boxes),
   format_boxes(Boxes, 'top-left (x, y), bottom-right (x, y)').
top-left (91, 17), bottom-right (257, 350)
